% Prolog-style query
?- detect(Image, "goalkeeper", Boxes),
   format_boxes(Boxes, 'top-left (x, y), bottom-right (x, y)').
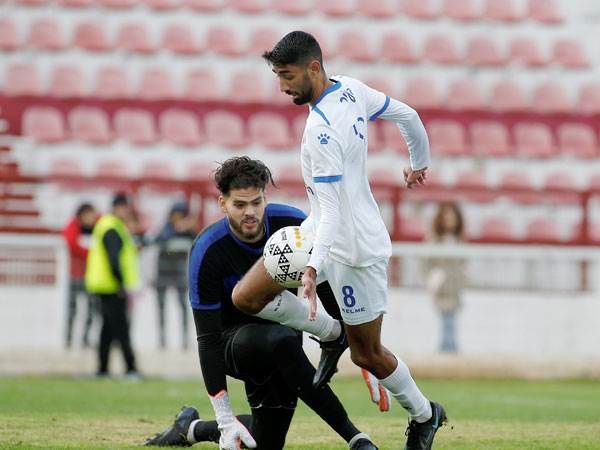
top-left (145, 157), bottom-right (378, 450)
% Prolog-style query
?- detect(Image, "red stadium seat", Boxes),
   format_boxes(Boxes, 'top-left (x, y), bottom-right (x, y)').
top-left (423, 34), bottom-right (461, 65)
top-left (498, 171), bottom-right (538, 204)
top-left (185, 161), bottom-right (214, 184)
top-left (304, 28), bottom-right (336, 59)
top-left (577, 83), bottom-right (600, 115)
top-left (426, 120), bottom-right (468, 157)
top-left (442, 0), bottom-right (479, 21)
top-left (58, 0), bottom-right (93, 7)
top-left (117, 23), bottom-right (156, 53)
top-left (403, 77), bottom-right (442, 109)
top-left (446, 78), bottom-right (485, 110)
top-left (183, 0), bottom-right (223, 10)
top-left (526, 218), bottom-right (560, 243)
top-left (184, 68), bottom-right (221, 101)
top-left (96, 159), bottom-right (130, 178)
top-left (143, 0), bottom-right (180, 10)
top-left (73, 21), bottom-right (112, 52)
top-left (162, 23), bottom-right (201, 55)
top-left (514, 123), bottom-right (557, 158)
top-left (527, 0), bottom-right (562, 24)
top-left (380, 32), bottom-right (418, 64)
top-left (138, 67), bottom-right (177, 100)
top-left (531, 81), bottom-right (571, 114)
top-left (292, 114), bottom-right (307, 143)
top-left (483, 0), bottom-right (522, 22)
top-left (268, 78), bottom-right (290, 105)
top-left (356, 0), bottom-right (397, 18)
top-left (337, 31), bottom-right (376, 62)
top-left (470, 121), bottom-right (512, 157)
top-left (3, 63), bottom-right (42, 96)
top-left (97, 0), bottom-right (135, 8)
top-left (247, 27), bottom-right (280, 56)
top-left (509, 37), bottom-right (546, 67)
top-left (206, 25), bottom-right (243, 56)
top-left (542, 171), bottom-right (578, 204)
top-left (363, 75), bottom-right (397, 98)
top-left (228, 70), bottom-right (267, 103)
top-left (479, 217), bottom-right (514, 241)
top-left (23, 107), bottom-right (66, 143)
top-left (49, 158), bottom-right (83, 178)
top-left (69, 107), bottom-right (112, 144)
top-left (380, 120), bottom-right (409, 154)
top-left (159, 109), bottom-right (204, 147)
top-left (114, 109), bottom-right (157, 145)
top-left (466, 36), bottom-right (505, 67)
top-left (270, 0), bottom-right (312, 15)
top-left (48, 65), bottom-right (86, 98)
top-left (248, 112), bottom-right (292, 150)
top-left (552, 39), bottom-right (589, 68)
top-left (141, 160), bottom-right (175, 180)
top-left (0, 18), bottom-right (19, 51)
top-left (402, 0), bottom-right (437, 20)
top-left (489, 79), bottom-right (529, 112)
top-left (399, 214), bottom-right (426, 241)
top-left (93, 66), bottom-right (132, 98)
top-left (229, 0), bottom-right (267, 13)
top-left (28, 18), bottom-right (65, 51)
top-left (557, 123), bottom-right (597, 159)
top-left (16, 0), bottom-right (49, 5)
top-left (317, 0), bottom-right (354, 17)
top-left (205, 111), bottom-right (246, 148)
top-left (367, 122), bottom-right (385, 153)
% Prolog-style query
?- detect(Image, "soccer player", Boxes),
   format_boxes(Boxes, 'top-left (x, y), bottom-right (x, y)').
top-left (146, 156), bottom-right (377, 450)
top-left (231, 31), bottom-right (446, 450)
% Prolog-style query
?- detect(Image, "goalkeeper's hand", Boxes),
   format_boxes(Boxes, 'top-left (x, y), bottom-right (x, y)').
top-left (361, 369), bottom-right (391, 412)
top-left (209, 390), bottom-right (256, 450)
top-left (218, 417), bottom-right (256, 450)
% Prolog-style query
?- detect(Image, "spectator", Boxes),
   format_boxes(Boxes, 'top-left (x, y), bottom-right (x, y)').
top-left (424, 202), bottom-right (467, 353)
top-left (61, 202), bottom-right (98, 349)
top-left (85, 192), bottom-right (140, 378)
top-left (154, 201), bottom-right (196, 350)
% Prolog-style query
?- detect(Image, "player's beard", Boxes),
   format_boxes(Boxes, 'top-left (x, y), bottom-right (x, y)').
top-left (291, 75), bottom-right (314, 105)
top-left (230, 216), bottom-right (265, 242)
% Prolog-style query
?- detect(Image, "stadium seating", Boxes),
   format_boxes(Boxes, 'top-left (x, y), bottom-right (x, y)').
top-left (509, 37), bottom-right (547, 67)
top-left (403, 77), bottom-right (442, 109)
top-left (442, 0), bottom-right (480, 21)
top-left (316, 0), bottom-right (354, 17)
top-left (552, 38), bottom-right (589, 68)
top-left (22, 107), bottom-right (66, 143)
top-left (230, 0), bottom-right (268, 14)
top-left (73, 21), bottom-right (112, 52)
top-left (483, 0), bottom-right (522, 22)
top-left (489, 79), bottom-right (529, 112)
top-left (403, 0), bottom-right (438, 20)
top-left (143, 0), bottom-right (180, 10)
top-left (479, 217), bottom-right (514, 241)
top-left (379, 32), bottom-right (419, 64)
top-left (3, 63), bottom-right (42, 96)
top-left (470, 121), bottom-right (512, 157)
top-left (184, 68), bottom-right (221, 101)
top-left (48, 65), bottom-right (86, 98)
top-left (465, 36), bottom-right (506, 67)
top-left (270, 0), bottom-right (312, 15)
top-left (206, 26), bottom-right (243, 56)
top-left (247, 112), bottom-right (292, 149)
top-left (0, 18), bottom-right (19, 51)
top-left (446, 78), bottom-right (485, 110)
top-left (423, 34), bottom-right (461, 65)
top-left (577, 83), bottom-right (600, 115)
top-left (426, 120), bottom-right (468, 157)
top-left (162, 23), bottom-right (201, 55)
top-left (159, 109), bottom-right (204, 147)
top-left (247, 27), bottom-right (280, 56)
top-left (204, 111), bottom-right (246, 148)
top-left (28, 19), bottom-right (65, 51)
top-left (337, 31), bottom-right (376, 63)
top-left (526, 217), bottom-right (561, 242)
top-left (228, 70), bottom-right (268, 103)
top-left (527, 0), bottom-right (563, 24)
top-left (138, 67), bottom-right (177, 100)
top-left (531, 81), bottom-right (571, 114)
top-left (68, 107), bottom-right (113, 145)
top-left (356, 0), bottom-right (397, 18)
top-left (498, 171), bottom-right (539, 204)
top-left (58, 0), bottom-right (94, 7)
top-left (557, 123), bottom-right (597, 159)
top-left (117, 22), bottom-right (156, 53)
top-left (93, 66), bottom-right (132, 98)
top-left (114, 109), bottom-right (157, 145)
top-left (183, 0), bottom-right (223, 11)
top-left (97, 0), bottom-right (136, 8)
top-left (513, 123), bottom-right (557, 158)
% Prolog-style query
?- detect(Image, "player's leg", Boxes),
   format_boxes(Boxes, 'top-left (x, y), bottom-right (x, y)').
top-left (232, 258), bottom-right (341, 342)
top-left (155, 286), bottom-right (167, 349)
top-left (97, 294), bottom-right (114, 375)
top-left (82, 289), bottom-right (96, 348)
top-left (65, 279), bottom-right (78, 348)
top-left (231, 323), bottom-right (374, 447)
top-left (176, 286), bottom-right (189, 350)
top-left (112, 293), bottom-right (137, 373)
top-left (328, 260), bottom-right (446, 449)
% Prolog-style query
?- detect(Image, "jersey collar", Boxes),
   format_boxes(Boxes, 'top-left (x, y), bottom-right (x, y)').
top-left (311, 79), bottom-right (341, 108)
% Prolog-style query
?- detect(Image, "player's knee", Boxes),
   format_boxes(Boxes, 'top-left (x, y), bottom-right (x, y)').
top-left (349, 346), bottom-right (385, 372)
top-left (231, 283), bottom-right (262, 314)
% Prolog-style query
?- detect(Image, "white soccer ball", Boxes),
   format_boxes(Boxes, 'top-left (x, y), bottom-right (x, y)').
top-left (263, 225), bottom-right (313, 288)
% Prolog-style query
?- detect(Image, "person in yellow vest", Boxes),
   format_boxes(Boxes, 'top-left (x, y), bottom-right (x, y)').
top-left (86, 192), bottom-right (140, 378)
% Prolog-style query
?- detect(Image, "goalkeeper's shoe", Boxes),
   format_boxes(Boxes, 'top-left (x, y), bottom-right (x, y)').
top-left (312, 322), bottom-right (348, 389)
top-left (144, 406), bottom-right (199, 447)
top-left (350, 438), bottom-right (379, 450)
top-left (404, 402), bottom-right (447, 450)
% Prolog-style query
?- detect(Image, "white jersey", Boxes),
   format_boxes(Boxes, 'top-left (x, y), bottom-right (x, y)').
top-left (301, 75), bottom-right (431, 272)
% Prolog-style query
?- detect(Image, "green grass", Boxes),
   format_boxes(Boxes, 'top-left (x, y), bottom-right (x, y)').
top-left (1, 376), bottom-right (600, 449)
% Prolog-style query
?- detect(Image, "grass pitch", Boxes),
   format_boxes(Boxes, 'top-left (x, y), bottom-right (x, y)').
top-left (1, 375), bottom-right (600, 449)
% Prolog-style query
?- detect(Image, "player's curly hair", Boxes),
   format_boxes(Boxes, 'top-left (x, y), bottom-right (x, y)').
top-left (262, 30), bottom-right (323, 67)
top-left (214, 156), bottom-right (276, 196)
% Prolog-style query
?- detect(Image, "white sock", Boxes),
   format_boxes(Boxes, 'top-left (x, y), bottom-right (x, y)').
top-left (348, 432), bottom-right (372, 447)
top-left (253, 290), bottom-right (340, 341)
top-left (186, 419), bottom-right (201, 444)
top-left (378, 356), bottom-right (432, 423)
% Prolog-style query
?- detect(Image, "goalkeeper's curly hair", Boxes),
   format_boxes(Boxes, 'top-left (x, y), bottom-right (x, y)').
top-left (214, 156), bottom-right (276, 196)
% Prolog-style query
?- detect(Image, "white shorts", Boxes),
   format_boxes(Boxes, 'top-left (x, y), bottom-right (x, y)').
top-left (318, 258), bottom-right (389, 326)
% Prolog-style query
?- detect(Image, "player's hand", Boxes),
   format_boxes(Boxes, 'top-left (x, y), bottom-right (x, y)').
top-left (302, 266), bottom-right (318, 321)
top-left (403, 166), bottom-right (427, 189)
top-left (361, 369), bottom-right (391, 412)
top-left (218, 418), bottom-right (256, 450)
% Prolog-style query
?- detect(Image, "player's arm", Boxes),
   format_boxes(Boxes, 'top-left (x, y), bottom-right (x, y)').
top-left (62, 221), bottom-right (88, 259)
top-left (189, 246), bottom-right (256, 450)
top-left (302, 127), bottom-right (344, 318)
top-left (103, 229), bottom-right (123, 284)
top-left (359, 80), bottom-right (431, 187)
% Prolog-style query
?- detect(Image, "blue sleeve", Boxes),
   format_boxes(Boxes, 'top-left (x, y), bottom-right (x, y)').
top-left (266, 203), bottom-right (307, 220)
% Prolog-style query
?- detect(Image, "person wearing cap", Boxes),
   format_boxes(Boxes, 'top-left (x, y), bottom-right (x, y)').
top-left (85, 192), bottom-right (140, 378)
top-left (153, 201), bottom-right (197, 350)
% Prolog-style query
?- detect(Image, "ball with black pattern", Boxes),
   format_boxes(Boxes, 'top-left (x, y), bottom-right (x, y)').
top-left (263, 225), bottom-right (313, 288)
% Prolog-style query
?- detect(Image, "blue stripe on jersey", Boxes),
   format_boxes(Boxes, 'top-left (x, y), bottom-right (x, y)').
top-left (266, 203), bottom-right (307, 220)
top-left (188, 220), bottom-right (228, 310)
top-left (312, 80), bottom-right (342, 107)
top-left (369, 95), bottom-right (390, 121)
top-left (314, 175), bottom-right (342, 183)
top-left (312, 106), bottom-right (330, 126)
